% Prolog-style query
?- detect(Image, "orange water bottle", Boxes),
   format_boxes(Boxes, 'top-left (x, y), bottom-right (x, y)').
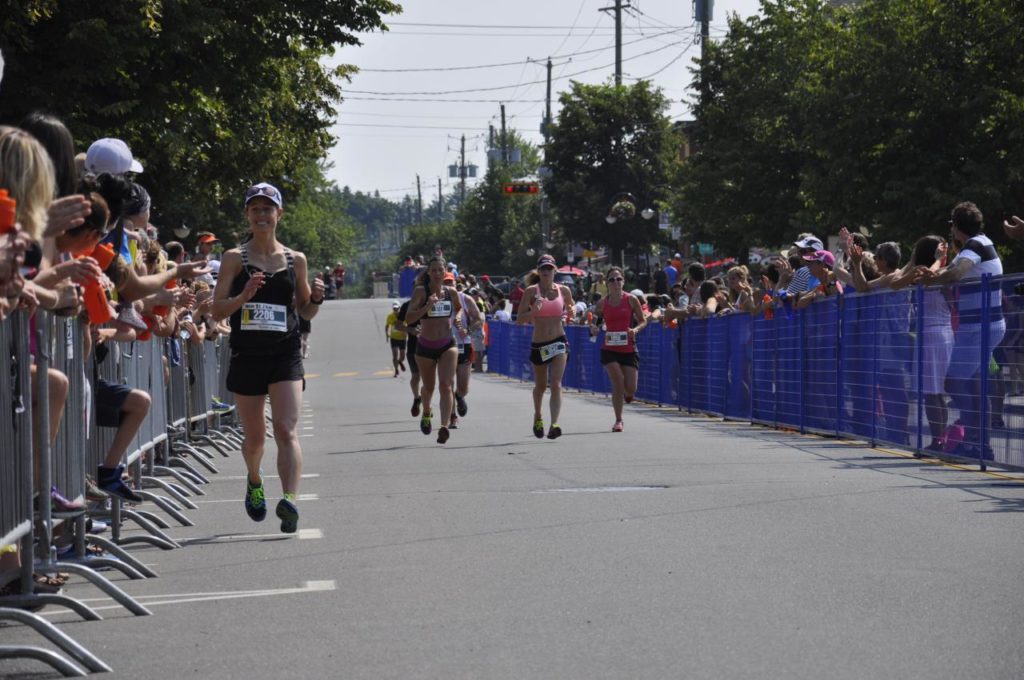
top-left (0, 189), bottom-right (16, 234)
top-left (81, 243), bottom-right (115, 324)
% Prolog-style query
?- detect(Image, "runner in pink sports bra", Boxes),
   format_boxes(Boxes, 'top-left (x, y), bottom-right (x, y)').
top-left (516, 254), bottom-right (574, 440)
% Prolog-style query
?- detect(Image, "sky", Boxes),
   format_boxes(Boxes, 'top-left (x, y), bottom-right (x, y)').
top-left (326, 0), bottom-right (764, 200)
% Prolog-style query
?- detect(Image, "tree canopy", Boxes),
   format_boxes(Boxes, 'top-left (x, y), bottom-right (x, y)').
top-left (674, 0), bottom-right (1024, 260)
top-left (544, 80), bottom-right (684, 260)
top-left (0, 0), bottom-right (399, 243)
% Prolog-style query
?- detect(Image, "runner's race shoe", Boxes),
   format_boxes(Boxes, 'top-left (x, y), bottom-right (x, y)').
top-left (547, 424), bottom-right (562, 440)
top-left (449, 414), bottom-right (459, 429)
top-left (533, 418), bottom-right (545, 439)
top-left (612, 421), bottom-right (624, 433)
top-left (411, 397), bottom-right (422, 417)
top-left (276, 498), bottom-right (299, 533)
top-left (244, 478), bottom-right (267, 521)
top-left (456, 394), bottom-right (468, 417)
top-left (420, 412), bottom-right (432, 435)
top-left (437, 426), bottom-right (450, 444)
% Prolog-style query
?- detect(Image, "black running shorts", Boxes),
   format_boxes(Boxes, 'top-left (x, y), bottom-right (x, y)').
top-left (226, 349), bottom-right (305, 396)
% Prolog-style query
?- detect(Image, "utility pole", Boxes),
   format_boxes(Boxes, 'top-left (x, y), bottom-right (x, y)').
top-left (459, 134), bottom-right (467, 204)
top-left (500, 104), bottom-right (508, 166)
top-left (415, 174), bottom-right (423, 226)
top-left (599, 0), bottom-right (628, 86)
top-left (696, 0), bottom-right (711, 100)
top-left (544, 58), bottom-right (553, 144)
top-left (437, 178), bottom-right (443, 222)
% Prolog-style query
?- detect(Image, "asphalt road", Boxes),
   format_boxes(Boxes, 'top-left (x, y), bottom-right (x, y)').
top-left (4, 298), bottom-right (1024, 679)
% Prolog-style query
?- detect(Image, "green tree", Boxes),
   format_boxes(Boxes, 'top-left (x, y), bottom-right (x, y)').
top-left (545, 80), bottom-right (683, 263)
top-left (0, 0), bottom-right (399, 239)
top-left (453, 130), bottom-right (543, 274)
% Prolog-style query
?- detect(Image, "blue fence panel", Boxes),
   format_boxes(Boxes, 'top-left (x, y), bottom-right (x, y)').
top-left (750, 315), bottom-right (776, 425)
top-left (635, 324), bottom-right (663, 404)
top-left (803, 297), bottom-right (840, 434)
top-left (724, 313), bottom-right (752, 420)
top-left (774, 309), bottom-right (803, 430)
top-left (483, 275), bottom-right (1024, 470)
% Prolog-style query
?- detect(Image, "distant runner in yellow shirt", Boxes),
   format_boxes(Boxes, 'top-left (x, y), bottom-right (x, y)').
top-left (386, 300), bottom-right (407, 377)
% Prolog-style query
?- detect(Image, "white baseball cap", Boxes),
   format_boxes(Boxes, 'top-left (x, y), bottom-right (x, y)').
top-left (85, 138), bottom-right (144, 174)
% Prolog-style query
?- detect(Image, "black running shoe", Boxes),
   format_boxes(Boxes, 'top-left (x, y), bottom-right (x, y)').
top-left (455, 394), bottom-right (468, 417)
top-left (547, 425), bottom-right (562, 440)
top-left (411, 397), bottom-right (422, 417)
top-left (437, 426), bottom-right (450, 444)
top-left (420, 412), bottom-right (432, 435)
top-left (244, 479), bottom-right (267, 521)
top-left (276, 498), bottom-right (299, 533)
top-left (533, 418), bottom-right (544, 439)
top-left (449, 414), bottom-right (459, 429)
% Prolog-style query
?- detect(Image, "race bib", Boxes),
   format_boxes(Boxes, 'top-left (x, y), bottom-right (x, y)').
top-left (241, 302), bottom-right (287, 332)
top-left (427, 300), bottom-right (452, 318)
top-left (539, 341), bottom-right (567, 362)
top-left (605, 331), bottom-right (629, 347)
top-left (458, 343), bottom-right (467, 354)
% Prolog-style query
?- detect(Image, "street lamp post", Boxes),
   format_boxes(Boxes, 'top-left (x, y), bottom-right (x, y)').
top-left (604, 192), bottom-right (658, 269)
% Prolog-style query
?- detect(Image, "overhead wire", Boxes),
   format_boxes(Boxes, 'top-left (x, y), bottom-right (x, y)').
top-left (355, 28), bottom-right (682, 73)
top-left (343, 39), bottom-right (686, 97)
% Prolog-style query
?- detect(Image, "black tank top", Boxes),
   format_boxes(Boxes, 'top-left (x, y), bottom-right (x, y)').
top-left (228, 245), bottom-right (301, 354)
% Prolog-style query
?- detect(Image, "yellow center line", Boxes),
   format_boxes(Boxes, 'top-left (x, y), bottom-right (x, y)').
top-left (333, 372), bottom-right (359, 377)
top-left (304, 373), bottom-right (320, 379)
top-left (373, 370), bottom-right (395, 376)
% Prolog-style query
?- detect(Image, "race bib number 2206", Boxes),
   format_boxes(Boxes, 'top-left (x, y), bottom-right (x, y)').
top-left (241, 303), bottom-right (287, 332)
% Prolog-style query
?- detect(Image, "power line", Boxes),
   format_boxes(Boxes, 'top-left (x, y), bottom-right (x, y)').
top-left (337, 122), bottom-right (490, 131)
top-left (341, 96), bottom-right (546, 103)
top-left (356, 29), bottom-right (683, 73)
top-left (344, 40), bottom-right (686, 97)
top-left (384, 21), bottom-right (688, 29)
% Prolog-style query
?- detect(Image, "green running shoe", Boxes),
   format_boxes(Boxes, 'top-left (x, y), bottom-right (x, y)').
top-left (420, 412), bottom-right (432, 435)
top-left (244, 479), bottom-right (267, 522)
top-left (533, 418), bottom-right (544, 439)
top-left (276, 498), bottom-right (299, 534)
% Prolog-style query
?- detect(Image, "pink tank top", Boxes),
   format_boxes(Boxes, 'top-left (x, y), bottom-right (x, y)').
top-left (602, 294), bottom-right (635, 352)
top-left (535, 288), bottom-right (563, 318)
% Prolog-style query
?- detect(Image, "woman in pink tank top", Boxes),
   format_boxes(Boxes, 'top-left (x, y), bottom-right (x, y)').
top-left (517, 254), bottom-right (574, 440)
top-left (589, 266), bottom-right (648, 432)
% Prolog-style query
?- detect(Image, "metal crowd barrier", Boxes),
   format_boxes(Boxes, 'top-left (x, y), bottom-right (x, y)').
top-left (487, 274), bottom-right (1024, 471)
top-left (0, 311), bottom-right (112, 676)
top-left (1, 310), bottom-right (244, 676)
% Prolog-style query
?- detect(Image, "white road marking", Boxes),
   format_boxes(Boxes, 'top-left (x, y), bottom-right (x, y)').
top-left (45, 580), bottom-right (336, 614)
top-left (221, 473), bottom-right (320, 481)
top-left (298, 528), bottom-right (322, 540)
top-left (192, 494), bottom-right (318, 505)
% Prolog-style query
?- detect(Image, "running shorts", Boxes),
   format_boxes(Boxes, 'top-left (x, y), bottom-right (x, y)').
top-left (226, 348), bottom-right (305, 396)
top-left (416, 337), bottom-right (456, 362)
top-left (530, 336), bottom-right (569, 366)
top-left (600, 349), bottom-right (640, 369)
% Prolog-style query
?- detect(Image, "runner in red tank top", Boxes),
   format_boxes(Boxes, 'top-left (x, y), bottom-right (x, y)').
top-left (589, 266), bottom-right (648, 432)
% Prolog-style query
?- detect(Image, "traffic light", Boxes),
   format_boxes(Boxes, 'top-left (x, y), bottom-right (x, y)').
top-left (503, 181), bottom-right (539, 195)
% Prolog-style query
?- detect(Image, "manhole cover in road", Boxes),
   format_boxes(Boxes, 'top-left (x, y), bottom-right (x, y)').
top-left (531, 485), bottom-right (669, 494)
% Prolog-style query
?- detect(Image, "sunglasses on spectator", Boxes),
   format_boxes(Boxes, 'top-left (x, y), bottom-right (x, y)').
top-left (607, 277), bottom-right (623, 282)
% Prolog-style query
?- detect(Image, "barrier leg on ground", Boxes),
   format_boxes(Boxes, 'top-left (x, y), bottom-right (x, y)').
top-left (0, 609), bottom-right (112, 674)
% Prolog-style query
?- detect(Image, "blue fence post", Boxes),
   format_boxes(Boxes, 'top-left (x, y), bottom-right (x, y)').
top-left (870, 297), bottom-right (879, 447)
top-left (834, 296), bottom-right (843, 438)
top-left (979, 274), bottom-right (991, 471)
top-left (798, 308), bottom-right (806, 434)
top-left (773, 312), bottom-right (780, 428)
top-left (915, 284), bottom-right (925, 453)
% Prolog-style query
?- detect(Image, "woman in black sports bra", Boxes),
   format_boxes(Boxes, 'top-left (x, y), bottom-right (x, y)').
top-left (405, 256), bottom-right (462, 444)
top-left (212, 182), bottom-right (325, 534)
